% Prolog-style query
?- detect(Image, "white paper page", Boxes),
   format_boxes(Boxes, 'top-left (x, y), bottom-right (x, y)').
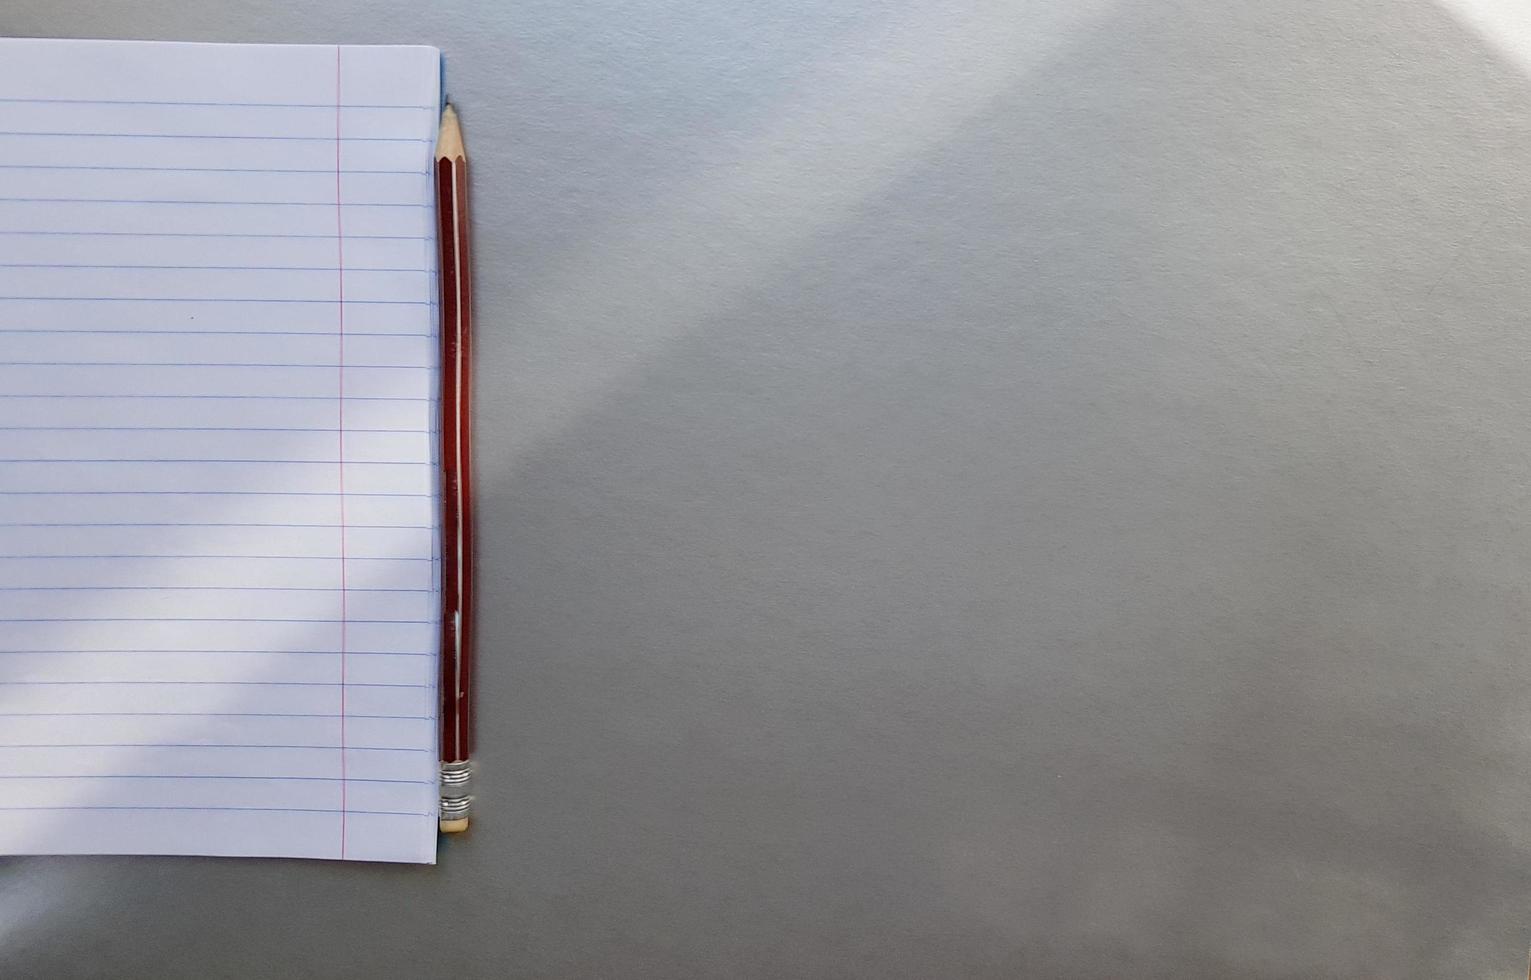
top-left (0, 38), bottom-right (442, 863)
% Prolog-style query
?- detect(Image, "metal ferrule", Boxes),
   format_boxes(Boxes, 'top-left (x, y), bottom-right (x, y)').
top-left (440, 760), bottom-right (473, 821)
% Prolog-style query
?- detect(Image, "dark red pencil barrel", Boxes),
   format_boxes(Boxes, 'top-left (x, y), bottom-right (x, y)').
top-left (437, 151), bottom-right (472, 764)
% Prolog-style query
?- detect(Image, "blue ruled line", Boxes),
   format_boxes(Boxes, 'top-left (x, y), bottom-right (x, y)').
top-left (0, 131), bottom-right (428, 142)
top-left (0, 458), bottom-right (424, 464)
top-left (0, 264), bottom-right (428, 272)
top-left (0, 680), bottom-right (427, 688)
top-left (0, 97), bottom-right (435, 109)
top-left (0, 198), bottom-right (425, 207)
top-left (0, 330), bottom-right (430, 337)
top-left (0, 585), bottom-right (429, 591)
top-left (0, 743), bottom-right (431, 752)
top-left (0, 774), bottom-right (432, 784)
top-left (0, 712), bottom-right (426, 719)
top-left (0, 230), bottom-right (428, 240)
top-left (0, 490), bottom-right (430, 497)
top-left (0, 521), bottom-right (429, 528)
top-left (0, 428), bottom-right (427, 434)
top-left (0, 164), bottom-right (425, 174)
top-left (0, 649), bottom-right (431, 657)
top-left (0, 394), bottom-right (428, 401)
top-left (0, 617), bottom-right (429, 624)
top-left (3, 362), bottom-right (428, 369)
top-left (0, 296), bottom-right (428, 305)
top-left (0, 806), bottom-right (426, 816)
top-left (0, 555), bottom-right (432, 561)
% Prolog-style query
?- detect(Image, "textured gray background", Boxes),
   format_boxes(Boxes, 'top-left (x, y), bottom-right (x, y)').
top-left (5, 0), bottom-right (1531, 976)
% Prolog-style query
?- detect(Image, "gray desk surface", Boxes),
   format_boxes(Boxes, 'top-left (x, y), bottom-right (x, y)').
top-left (6, 1), bottom-right (1531, 977)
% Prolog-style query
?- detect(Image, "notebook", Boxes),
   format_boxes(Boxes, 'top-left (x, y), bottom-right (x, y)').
top-left (0, 38), bottom-right (443, 863)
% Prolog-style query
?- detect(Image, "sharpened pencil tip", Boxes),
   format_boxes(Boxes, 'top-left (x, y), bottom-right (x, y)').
top-left (437, 104), bottom-right (464, 160)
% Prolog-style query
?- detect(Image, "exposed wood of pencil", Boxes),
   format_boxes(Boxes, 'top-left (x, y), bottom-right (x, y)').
top-left (437, 103), bottom-right (465, 160)
top-left (436, 103), bottom-right (473, 768)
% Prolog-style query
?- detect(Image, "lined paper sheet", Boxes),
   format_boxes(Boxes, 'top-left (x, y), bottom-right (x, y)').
top-left (0, 39), bottom-right (442, 863)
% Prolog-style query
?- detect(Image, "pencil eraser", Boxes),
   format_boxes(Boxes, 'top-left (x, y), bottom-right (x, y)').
top-left (439, 817), bottom-right (470, 834)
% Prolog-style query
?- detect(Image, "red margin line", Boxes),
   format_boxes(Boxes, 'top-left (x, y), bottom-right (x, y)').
top-left (334, 44), bottom-right (349, 860)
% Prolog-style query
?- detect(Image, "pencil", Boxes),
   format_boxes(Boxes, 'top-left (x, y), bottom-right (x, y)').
top-left (436, 104), bottom-right (475, 834)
